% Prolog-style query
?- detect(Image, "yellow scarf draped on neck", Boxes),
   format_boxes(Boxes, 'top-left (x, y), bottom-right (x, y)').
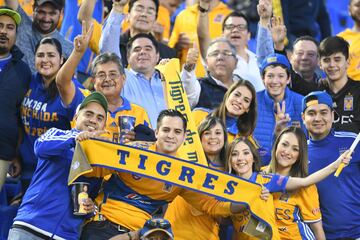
top-left (156, 59), bottom-right (208, 165)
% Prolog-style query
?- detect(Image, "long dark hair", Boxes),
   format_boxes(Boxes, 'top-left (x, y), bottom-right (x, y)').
top-left (212, 79), bottom-right (257, 136)
top-left (35, 37), bottom-right (63, 102)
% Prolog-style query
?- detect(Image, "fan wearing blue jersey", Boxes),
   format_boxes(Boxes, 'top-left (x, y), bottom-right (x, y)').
top-left (302, 91), bottom-right (360, 239)
top-left (19, 21), bottom-right (93, 191)
top-left (9, 91), bottom-right (108, 240)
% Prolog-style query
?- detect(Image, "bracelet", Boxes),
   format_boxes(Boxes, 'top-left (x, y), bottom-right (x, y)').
top-left (127, 232), bottom-right (132, 240)
top-left (198, 5), bottom-right (209, 13)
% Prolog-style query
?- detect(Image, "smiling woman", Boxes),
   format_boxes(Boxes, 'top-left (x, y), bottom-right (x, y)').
top-left (19, 24), bottom-right (92, 191)
top-left (226, 134), bottom-right (350, 240)
top-left (192, 79), bottom-right (257, 144)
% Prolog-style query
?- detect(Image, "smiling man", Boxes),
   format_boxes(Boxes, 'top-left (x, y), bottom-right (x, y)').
top-left (198, 9), bottom-right (264, 92)
top-left (80, 109), bottom-right (248, 240)
top-left (182, 37), bottom-right (239, 110)
top-left (8, 92), bottom-right (107, 240)
top-left (91, 52), bottom-right (151, 142)
top-left (118, 33), bottom-right (166, 128)
top-left (254, 53), bottom-right (304, 165)
top-left (318, 36), bottom-right (360, 133)
top-left (86, 0), bottom-right (176, 68)
top-left (5, 0), bottom-right (72, 73)
top-left (302, 91), bottom-right (360, 239)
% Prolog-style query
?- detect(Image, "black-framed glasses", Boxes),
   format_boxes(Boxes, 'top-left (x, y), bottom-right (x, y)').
top-left (133, 5), bottom-right (156, 16)
top-left (94, 72), bottom-right (121, 81)
top-left (207, 50), bottom-right (235, 58)
top-left (224, 24), bottom-right (248, 31)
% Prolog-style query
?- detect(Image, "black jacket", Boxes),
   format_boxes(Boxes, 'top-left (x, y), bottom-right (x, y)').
top-left (0, 46), bottom-right (31, 160)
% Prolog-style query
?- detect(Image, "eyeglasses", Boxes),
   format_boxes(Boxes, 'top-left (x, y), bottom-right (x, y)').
top-left (224, 24), bottom-right (248, 31)
top-left (133, 5), bottom-right (156, 16)
top-left (94, 72), bottom-right (121, 81)
top-left (207, 50), bottom-right (235, 58)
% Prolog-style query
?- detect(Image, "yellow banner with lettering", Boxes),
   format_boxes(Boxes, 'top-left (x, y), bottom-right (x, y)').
top-left (68, 139), bottom-right (275, 239)
top-left (156, 59), bottom-right (207, 165)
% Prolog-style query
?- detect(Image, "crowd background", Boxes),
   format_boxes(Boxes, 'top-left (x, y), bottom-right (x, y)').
top-left (0, 0), bottom-right (359, 240)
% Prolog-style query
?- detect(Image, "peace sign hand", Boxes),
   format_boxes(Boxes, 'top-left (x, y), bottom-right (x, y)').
top-left (274, 101), bottom-right (291, 136)
top-left (74, 20), bottom-right (94, 54)
top-left (270, 16), bottom-right (287, 49)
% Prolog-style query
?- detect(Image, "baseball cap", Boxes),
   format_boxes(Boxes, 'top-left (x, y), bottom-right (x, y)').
top-left (0, 7), bottom-right (21, 26)
top-left (36, 0), bottom-right (64, 10)
top-left (260, 53), bottom-right (291, 75)
top-left (79, 91), bottom-right (108, 113)
top-left (302, 91), bottom-right (333, 113)
top-left (140, 218), bottom-right (174, 240)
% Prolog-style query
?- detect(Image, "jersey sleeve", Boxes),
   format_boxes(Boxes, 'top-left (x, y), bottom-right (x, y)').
top-left (261, 174), bottom-right (289, 193)
top-left (64, 85), bottom-right (88, 119)
top-left (168, 12), bottom-right (182, 48)
top-left (88, 18), bottom-right (102, 54)
top-left (180, 188), bottom-right (232, 218)
top-left (298, 184), bottom-right (322, 223)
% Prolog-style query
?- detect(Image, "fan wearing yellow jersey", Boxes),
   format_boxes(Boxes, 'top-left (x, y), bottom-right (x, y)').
top-left (91, 52), bottom-right (151, 143)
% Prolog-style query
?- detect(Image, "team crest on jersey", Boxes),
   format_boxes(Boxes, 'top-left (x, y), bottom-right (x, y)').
top-left (344, 94), bottom-right (353, 111)
top-left (279, 193), bottom-right (290, 202)
top-left (163, 183), bottom-right (173, 192)
top-left (214, 14), bottom-right (224, 23)
top-left (110, 121), bottom-right (117, 127)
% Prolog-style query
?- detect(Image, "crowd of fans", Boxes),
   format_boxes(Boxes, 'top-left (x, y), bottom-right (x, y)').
top-left (0, 0), bottom-right (359, 239)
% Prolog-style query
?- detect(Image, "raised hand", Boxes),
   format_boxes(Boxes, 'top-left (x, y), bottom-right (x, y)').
top-left (199, 0), bottom-right (210, 11)
top-left (152, 22), bottom-right (165, 42)
top-left (334, 150), bottom-right (352, 169)
top-left (112, 0), bottom-right (128, 13)
top-left (76, 130), bottom-right (108, 142)
top-left (270, 16), bottom-right (287, 50)
top-left (176, 33), bottom-right (193, 51)
top-left (74, 20), bottom-right (94, 54)
top-left (274, 101), bottom-right (291, 136)
top-left (184, 42), bottom-right (199, 72)
top-left (257, 0), bottom-right (272, 26)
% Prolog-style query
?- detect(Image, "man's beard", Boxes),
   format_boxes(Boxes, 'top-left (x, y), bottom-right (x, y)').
top-left (33, 20), bottom-right (56, 34)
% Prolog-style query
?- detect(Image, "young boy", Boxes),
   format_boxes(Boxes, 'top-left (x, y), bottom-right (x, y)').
top-left (254, 53), bottom-right (304, 165)
top-left (318, 36), bottom-right (360, 133)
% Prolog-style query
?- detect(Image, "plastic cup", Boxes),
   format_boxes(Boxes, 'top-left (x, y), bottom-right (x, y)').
top-left (71, 182), bottom-right (89, 215)
top-left (118, 116), bottom-right (135, 143)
